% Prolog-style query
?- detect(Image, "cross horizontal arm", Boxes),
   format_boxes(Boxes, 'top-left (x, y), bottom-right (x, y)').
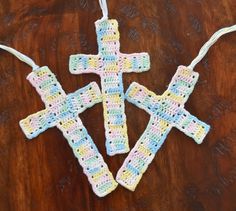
top-left (69, 54), bottom-right (100, 75)
top-left (120, 53), bottom-right (150, 73)
top-left (57, 116), bottom-right (118, 197)
top-left (19, 109), bottom-right (57, 139)
top-left (67, 82), bottom-right (102, 114)
top-left (125, 82), bottom-right (158, 115)
top-left (174, 108), bottom-right (210, 144)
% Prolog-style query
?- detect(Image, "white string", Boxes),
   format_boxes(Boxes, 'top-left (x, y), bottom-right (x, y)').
top-left (0, 44), bottom-right (39, 70)
top-left (188, 24), bottom-right (236, 70)
top-left (99, 0), bottom-right (108, 21)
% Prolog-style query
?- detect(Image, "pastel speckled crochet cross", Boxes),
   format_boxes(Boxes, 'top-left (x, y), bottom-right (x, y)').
top-left (116, 66), bottom-right (210, 191)
top-left (69, 19), bottom-right (150, 156)
top-left (19, 66), bottom-right (118, 197)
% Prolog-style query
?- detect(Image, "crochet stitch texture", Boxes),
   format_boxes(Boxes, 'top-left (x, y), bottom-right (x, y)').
top-left (19, 66), bottom-right (118, 197)
top-left (116, 66), bottom-right (210, 191)
top-left (69, 19), bottom-right (150, 156)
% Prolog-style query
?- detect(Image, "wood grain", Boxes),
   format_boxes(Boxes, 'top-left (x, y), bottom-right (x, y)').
top-left (0, 0), bottom-right (235, 210)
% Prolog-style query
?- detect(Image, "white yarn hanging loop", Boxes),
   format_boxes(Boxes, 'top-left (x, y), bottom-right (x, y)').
top-left (188, 24), bottom-right (236, 70)
top-left (99, 0), bottom-right (109, 21)
top-left (0, 44), bottom-right (39, 70)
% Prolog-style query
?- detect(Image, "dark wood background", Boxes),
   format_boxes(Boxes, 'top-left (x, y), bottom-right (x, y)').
top-left (0, 0), bottom-right (235, 210)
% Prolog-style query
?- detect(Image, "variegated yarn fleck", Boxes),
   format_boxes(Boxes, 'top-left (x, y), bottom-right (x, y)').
top-left (69, 19), bottom-right (150, 156)
top-left (116, 66), bottom-right (211, 191)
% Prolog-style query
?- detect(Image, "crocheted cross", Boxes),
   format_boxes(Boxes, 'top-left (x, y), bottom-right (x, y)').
top-left (19, 66), bottom-right (117, 197)
top-left (69, 19), bottom-right (150, 156)
top-left (116, 66), bottom-right (210, 191)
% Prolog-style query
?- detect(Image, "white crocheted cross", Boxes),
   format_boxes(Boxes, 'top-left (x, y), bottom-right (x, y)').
top-left (116, 66), bottom-right (210, 191)
top-left (70, 19), bottom-right (150, 156)
top-left (19, 66), bottom-right (118, 197)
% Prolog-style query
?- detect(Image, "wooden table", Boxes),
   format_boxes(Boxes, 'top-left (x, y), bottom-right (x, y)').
top-left (0, 0), bottom-right (235, 210)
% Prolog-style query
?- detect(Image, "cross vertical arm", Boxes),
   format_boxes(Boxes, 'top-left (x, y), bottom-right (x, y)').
top-left (120, 53), bottom-right (150, 73)
top-left (57, 116), bottom-right (118, 197)
top-left (27, 66), bottom-right (66, 107)
top-left (69, 54), bottom-right (101, 75)
top-left (167, 66), bottom-right (199, 104)
top-left (101, 72), bottom-right (129, 156)
top-left (116, 116), bottom-right (172, 191)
